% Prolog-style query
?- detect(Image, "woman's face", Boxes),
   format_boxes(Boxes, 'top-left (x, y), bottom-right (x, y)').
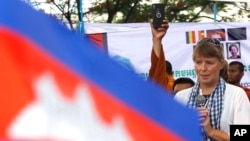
top-left (230, 46), bottom-right (238, 57)
top-left (194, 55), bottom-right (223, 86)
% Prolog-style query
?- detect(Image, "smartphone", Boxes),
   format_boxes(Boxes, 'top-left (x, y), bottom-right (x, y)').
top-left (152, 3), bottom-right (165, 29)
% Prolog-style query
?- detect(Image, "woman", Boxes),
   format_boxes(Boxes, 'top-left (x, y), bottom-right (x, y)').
top-left (174, 38), bottom-right (250, 141)
top-left (228, 43), bottom-right (240, 59)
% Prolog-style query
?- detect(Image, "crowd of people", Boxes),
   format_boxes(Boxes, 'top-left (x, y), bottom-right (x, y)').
top-left (147, 18), bottom-right (250, 141)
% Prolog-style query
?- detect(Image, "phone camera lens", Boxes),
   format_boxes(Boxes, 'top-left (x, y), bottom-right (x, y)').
top-left (156, 11), bottom-right (161, 18)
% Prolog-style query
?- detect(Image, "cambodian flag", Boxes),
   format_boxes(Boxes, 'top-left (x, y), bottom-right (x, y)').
top-left (0, 0), bottom-right (200, 140)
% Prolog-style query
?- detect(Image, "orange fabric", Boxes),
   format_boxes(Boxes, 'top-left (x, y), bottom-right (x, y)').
top-left (235, 84), bottom-right (250, 101)
top-left (149, 46), bottom-right (174, 93)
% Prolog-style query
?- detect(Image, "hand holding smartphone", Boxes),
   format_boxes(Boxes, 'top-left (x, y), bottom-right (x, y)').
top-left (152, 3), bottom-right (165, 29)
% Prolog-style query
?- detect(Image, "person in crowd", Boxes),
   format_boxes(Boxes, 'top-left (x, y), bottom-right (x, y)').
top-left (172, 77), bottom-right (195, 95)
top-left (148, 19), bottom-right (175, 93)
top-left (227, 61), bottom-right (250, 101)
top-left (174, 38), bottom-right (250, 141)
top-left (228, 43), bottom-right (240, 59)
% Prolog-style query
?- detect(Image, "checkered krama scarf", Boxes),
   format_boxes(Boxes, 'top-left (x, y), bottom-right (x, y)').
top-left (187, 78), bottom-right (226, 141)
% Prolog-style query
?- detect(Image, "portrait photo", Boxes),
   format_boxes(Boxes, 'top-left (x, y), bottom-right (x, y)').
top-left (226, 42), bottom-right (241, 59)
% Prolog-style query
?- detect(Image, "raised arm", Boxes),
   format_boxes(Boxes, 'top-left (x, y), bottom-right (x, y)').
top-left (148, 19), bottom-right (174, 92)
top-left (150, 19), bottom-right (169, 57)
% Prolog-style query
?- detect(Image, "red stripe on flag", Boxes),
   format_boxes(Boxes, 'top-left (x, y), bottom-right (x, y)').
top-left (0, 37), bottom-right (35, 137)
top-left (91, 86), bottom-right (184, 141)
top-left (88, 33), bottom-right (107, 50)
top-left (0, 27), bottom-right (81, 137)
top-left (0, 27), bottom-right (184, 140)
top-left (191, 31), bottom-right (196, 44)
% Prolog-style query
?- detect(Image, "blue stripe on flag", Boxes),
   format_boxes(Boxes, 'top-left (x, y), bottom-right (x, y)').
top-left (0, 1), bottom-right (200, 140)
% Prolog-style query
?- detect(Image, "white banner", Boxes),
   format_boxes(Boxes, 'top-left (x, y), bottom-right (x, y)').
top-left (85, 22), bottom-right (250, 88)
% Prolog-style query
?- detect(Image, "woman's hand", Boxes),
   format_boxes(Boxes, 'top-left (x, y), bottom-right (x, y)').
top-left (197, 107), bottom-right (229, 140)
top-left (197, 107), bottom-right (214, 136)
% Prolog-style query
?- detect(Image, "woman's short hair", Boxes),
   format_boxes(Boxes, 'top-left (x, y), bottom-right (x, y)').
top-left (193, 38), bottom-right (224, 61)
top-left (193, 38), bottom-right (226, 78)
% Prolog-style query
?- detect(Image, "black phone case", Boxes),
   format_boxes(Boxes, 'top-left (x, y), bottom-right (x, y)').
top-left (152, 3), bottom-right (165, 29)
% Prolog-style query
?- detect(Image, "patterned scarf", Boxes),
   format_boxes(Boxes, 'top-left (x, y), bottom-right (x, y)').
top-left (187, 78), bottom-right (226, 141)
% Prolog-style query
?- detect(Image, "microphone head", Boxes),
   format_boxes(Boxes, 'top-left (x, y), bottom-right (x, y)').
top-left (195, 95), bottom-right (206, 107)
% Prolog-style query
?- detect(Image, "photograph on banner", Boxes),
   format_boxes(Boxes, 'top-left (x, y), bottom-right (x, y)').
top-left (227, 27), bottom-right (247, 41)
top-left (226, 42), bottom-right (241, 59)
top-left (206, 29), bottom-right (226, 41)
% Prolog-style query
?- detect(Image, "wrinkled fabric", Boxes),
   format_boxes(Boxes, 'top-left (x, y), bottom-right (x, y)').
top-left (234, 84), bottom-right (250, 101)
top-left (149, 46), bottom-right (174, 93)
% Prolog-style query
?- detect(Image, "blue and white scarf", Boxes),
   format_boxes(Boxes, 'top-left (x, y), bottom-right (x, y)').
top-left (187, 78), bottom-right (226, 141)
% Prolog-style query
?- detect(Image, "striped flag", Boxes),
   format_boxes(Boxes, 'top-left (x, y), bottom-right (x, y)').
top-left (87, 33), bottom-right (108, 50)
top-left (197, 30), bottom-right (205, 41)
top-left (186, 31), bottom-right (196, 44)
top-left (0, 1), bottom-right (200, 141)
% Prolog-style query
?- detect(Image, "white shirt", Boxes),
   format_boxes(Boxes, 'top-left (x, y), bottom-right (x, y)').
top-left (174, 83), bottom-right (250, 135)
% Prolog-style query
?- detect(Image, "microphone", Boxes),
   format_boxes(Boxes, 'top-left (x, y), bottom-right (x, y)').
top-left (195, 95), bottom-right (206, 107)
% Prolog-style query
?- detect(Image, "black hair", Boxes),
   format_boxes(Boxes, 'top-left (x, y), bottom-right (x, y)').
top-left (229, 61), bottom-right (244, 72)
top-left (165, 60), bottom-right (173, 76)
top-left (172, 77), bottom-right (195, 90)
top-left (229, 43), bottom-right (239, 51)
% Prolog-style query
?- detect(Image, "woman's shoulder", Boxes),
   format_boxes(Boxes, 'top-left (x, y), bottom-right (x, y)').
top-left (225, 83), bottom-right (245, 93)
top-left (225, 83), bottom-right (249, 100)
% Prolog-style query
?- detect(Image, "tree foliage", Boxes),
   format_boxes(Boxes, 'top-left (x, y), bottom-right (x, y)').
top-left (25, 0), bottom-right (250, 29)
top-left (24, 0), bottom-right (80, 30)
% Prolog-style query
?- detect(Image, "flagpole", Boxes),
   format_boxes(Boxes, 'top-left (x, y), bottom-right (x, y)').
top-left (77, 0), bottom-right (85, 36)
top-left (213, 2), bottom-right (217, 24)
